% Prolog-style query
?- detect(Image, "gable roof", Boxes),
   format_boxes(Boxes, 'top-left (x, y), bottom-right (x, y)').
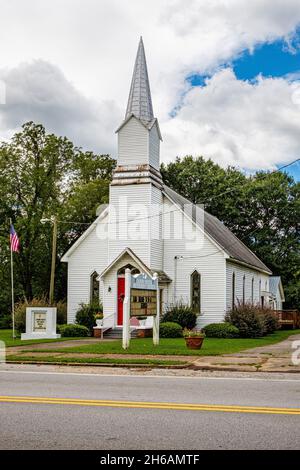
top-left (162, 185), bottom-right (272, 274)
top-left (100, 247), bottom-right (171, 283)
top-left (115, 114), bottom-right (162, 140)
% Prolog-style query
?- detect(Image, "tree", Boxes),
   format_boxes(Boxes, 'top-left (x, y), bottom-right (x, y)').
top-left (0, 122), bottom-right (116, 314)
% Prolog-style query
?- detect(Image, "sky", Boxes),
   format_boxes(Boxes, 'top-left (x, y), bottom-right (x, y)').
top-left (0, 0), bottom-right (300, 180)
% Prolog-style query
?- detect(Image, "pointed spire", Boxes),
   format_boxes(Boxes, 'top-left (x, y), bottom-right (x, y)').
top-left (125, 37), bottom-right (154, 122)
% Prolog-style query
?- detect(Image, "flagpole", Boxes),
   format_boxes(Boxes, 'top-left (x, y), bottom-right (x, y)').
top-left (9, 218), bottom-right (15, 339)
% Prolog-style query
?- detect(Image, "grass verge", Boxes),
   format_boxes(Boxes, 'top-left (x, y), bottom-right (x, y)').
top-left (0, 329), bottom-right (88, 347)
top-left (6, 355), bottom-right (186, 367)
top-left (21, 329), bottom-right (300, 356)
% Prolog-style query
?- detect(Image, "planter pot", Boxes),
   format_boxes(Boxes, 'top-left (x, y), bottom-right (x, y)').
top-left (96, 319), bottom-right (103, 327)
top-left (185, 337), bottom-right (204, 350)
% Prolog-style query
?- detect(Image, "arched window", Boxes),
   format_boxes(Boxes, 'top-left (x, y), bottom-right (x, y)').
top-left (251, 277), bottom-right (254, 304)
top-left (190, 270), bottom-right (201, 314)
top-left (90, 271), bottom-right (100, 303)
top-left (242, 275), bottom-right (246, 305)
top-left (232, 272), bottom-right (236, 310)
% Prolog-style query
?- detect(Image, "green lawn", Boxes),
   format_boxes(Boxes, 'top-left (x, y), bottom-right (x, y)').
top-left (0, 329), bottom-right (88, 348)
top-left (23, 329), bottom-right (300, 357)
top-left (6, 355), bottom-right (185, 367)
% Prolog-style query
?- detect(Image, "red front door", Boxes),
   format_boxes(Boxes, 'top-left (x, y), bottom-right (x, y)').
top-left (117, 277), bottom-right (125, 325)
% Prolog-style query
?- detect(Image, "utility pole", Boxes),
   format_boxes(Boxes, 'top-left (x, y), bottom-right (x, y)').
top-left (49, 216), bottom-right (57, 306)
top-left (41, 216), bottom-right (58, 305)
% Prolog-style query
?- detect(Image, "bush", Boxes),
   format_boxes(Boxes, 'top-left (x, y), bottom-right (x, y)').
top-left (15, 297), bottom-right (49, 333)
top-left (225, 302), bottom-right (265, 338)
top-left (0, 314), bottom-right (12, 329)
top-left (203, 322), bottom-right (239, 338)
top-left (258, 308), bottom-right (279, 334)
top-left (162, 302), bottom-right (197, 329)
top-left (58, 323), bottom-right (89, 337)
top-left (159, 322), bottom-right (183, 338)
top-left (75, 301), bottom-right (103, 333)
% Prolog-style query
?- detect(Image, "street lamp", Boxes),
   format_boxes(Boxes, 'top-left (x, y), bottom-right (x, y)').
top-left (41, 216), bottom-right (57, 305)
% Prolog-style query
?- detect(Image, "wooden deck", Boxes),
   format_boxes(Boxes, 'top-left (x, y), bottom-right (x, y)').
top-left (274, 310), bottom-right (300, 329)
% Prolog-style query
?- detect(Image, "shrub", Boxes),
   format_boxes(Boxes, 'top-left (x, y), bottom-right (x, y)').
top-left (75, 301), bottom-right (103, 333)
top-left (159, 322), bottom-right (183, 338)
top-left (203, 322), bottom-right (239, 338)
top-left (58, 324), bottom-right (89, 337)
top-left (162, 302), bottom-right (197, 329)
top-left (225, 302), bottom-right (265, 338)
top-left (0, 314), bottom-right (12, 329)
top-left (258, 308), bottom-right (279, 334)
top-left (15, 297), bottom-right (49, 333)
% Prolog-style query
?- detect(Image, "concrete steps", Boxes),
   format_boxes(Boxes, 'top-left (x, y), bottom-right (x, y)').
top-left (104, 328), bottom-right (138, 339)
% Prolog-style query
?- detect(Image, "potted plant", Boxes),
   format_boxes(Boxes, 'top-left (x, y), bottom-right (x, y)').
top-left (183, 329), bottom-right (205, 349)
top-left (95, 313), bottom-right (104, 327)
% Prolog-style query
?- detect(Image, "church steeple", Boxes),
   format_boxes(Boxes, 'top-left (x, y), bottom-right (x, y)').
top-left (125, 37), bottom-right (154, 123)
top-left (113, 37), bottom-right (162, 188)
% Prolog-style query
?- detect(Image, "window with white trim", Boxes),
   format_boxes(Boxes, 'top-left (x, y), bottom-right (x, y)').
top-left (90, 271), bottom-right (100, 303)
top-left (190, 270), bottom-right (201, 314)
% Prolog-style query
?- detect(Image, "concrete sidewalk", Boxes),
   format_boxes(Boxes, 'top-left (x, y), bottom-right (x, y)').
top-left (192, 333), bottom-right (300, 372)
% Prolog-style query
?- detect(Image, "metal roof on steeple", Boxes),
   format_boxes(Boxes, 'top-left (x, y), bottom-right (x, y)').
top-left (125, 37), bottom-right (154, 123)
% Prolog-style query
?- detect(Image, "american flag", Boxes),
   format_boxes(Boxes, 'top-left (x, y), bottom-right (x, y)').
top-left (10, 224), bottom-right (20, 253)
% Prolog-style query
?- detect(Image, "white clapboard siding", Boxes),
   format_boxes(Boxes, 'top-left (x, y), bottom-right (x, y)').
top-left (118, 117), bottom-right (149, 166)
top-left (149, 184), bottom-right (163, 270)
top-left (162, 196), bottom-right (227, 327)
top-left (109, 183), bottom-right (152, 266)
top-left (226, 261), bottom-right (270, 311)
top-left (148, 123), bottom-right (160, 170)
top-left (67, 220), bottom-right (108, 324)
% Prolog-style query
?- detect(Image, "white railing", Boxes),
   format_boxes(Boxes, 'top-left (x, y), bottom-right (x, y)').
top-left (103, 312), bottom-right (115, 330)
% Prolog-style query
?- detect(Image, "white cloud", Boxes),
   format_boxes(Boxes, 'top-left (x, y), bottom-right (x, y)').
top-left (0, 60), bottom-right (122, 155)
top-left (162, 69), bottom-right (300, 170)
top-left (0, 0), bottom-right (300, 168)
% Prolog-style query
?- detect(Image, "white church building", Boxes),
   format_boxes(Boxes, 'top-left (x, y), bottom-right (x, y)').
top-left (62, 38), bottom-right (273, 331)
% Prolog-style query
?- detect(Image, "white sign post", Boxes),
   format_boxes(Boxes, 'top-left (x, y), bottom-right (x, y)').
top-left (122, 269), bottom-right (159, 350)
top-left (152, 273), bottom-right (160, 345)
top-left (122, 268), bottom-right (131, 350)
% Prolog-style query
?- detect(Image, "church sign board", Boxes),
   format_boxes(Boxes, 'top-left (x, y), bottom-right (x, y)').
top-left (130, 274), bottom-right (158, 317)
top-left (21, 307), bottom-right (61, 340)
top-left (33, 311), bottom-right (47, 332)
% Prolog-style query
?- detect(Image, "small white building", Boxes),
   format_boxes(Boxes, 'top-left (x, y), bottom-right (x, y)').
top-left (269, 276), bottom-right (285, 311)
top-left (62, 38), bottom-right (273, 331)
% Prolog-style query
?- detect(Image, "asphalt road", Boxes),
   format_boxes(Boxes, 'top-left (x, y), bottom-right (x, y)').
top-left (0, 366), bottom-right (299, 450)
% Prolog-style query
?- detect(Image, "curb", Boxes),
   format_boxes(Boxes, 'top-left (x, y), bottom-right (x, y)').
top-left (5, 360), bottom-right (190, 370)
top-left (188, 364), bottom-right (300, 373)
top-left (6, 360), bottom-right (300, 373)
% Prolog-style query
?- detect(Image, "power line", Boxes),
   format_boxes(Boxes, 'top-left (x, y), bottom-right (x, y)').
top-left (199, 157), bottom-right (300, 204)
top-left (53, 157), bottom-right (300, 228)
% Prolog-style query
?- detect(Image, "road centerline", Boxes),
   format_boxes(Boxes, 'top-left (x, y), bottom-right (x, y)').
top-left (0, 395), bottom-right (299, 415)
